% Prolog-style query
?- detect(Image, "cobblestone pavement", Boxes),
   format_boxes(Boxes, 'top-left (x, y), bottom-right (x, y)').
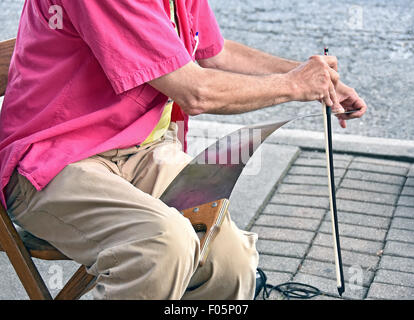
top-left (0, 0), bottom-right (413, 140)
top-left (253, 150), bottom-right (414, 300)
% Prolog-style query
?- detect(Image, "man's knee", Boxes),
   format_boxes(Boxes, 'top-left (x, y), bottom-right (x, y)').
top-left (90, 209), bottom-right (200, 299)
top-left (157, 210), bottom-right (201, 266)
top-left (220, 228), bottom-right (259, 298)
top-left (216, 215), bottom-right (259, 275)
top-left (185, 214), bottom-right (259, 299)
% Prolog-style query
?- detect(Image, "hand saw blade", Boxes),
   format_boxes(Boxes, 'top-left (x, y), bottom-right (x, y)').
top-left (159, 119), bottom-right (289, 210)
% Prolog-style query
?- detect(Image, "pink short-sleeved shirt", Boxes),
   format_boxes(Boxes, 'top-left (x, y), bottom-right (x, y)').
top-left (0, 0), bottom-right (224, 209)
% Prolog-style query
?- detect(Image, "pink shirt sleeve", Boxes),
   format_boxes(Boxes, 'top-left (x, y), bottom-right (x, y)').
top-left (62, 0), bottom-right (193, 94)
top-left (193, 0), bottom-right (225, 61)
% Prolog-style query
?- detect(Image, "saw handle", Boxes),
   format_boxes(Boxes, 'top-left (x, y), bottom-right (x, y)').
top-left (181, 199), bottom-right (229, 266)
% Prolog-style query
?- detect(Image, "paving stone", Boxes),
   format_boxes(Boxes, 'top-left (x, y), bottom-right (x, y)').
top-left (256, 239), bottom-right (308, 258)
top-left (387, 228), bottom-right (414, 243)
top-left (300, 259), bottom-right (374, 287)
top-left (336, 199), bottom-right (395, 217)
top-left (348, 162), bottom-right (408, 176)
top-left (397, 196), bottom-right (414, 207)
top-left (406, 177), bottom-right (414, 187)
top-left (313, 233), bottom-right (383, 255)
top-left (394, 206), bottom-right (414, 219)
top-left (352, 157), bottom-right (411, 169)
top-left (319, 221), bottom-right (387, 242)
top-left (336, 188), bottom-right (398, 205)
top-left (262, 204), bottom-right (326, 220)
top-left (293, 272), bottom-right (366, 300)
top-left (374, 269), bottom-right (414, 288)
top-left (408, 165), bottom-right (414, 177)
top-left (289, 166), bottom-right (326, 176)
top-left (296, 151), bottom-right (324, 159)
top-left (294, 157), bottom-right (350, 169)
top-left (340, 179), bottom-right (402, 195)
top-left (344, 170), bottom-right (406, 185)
top-left (251, 226), bottom-right (314, 243)
top-left (289, 166), bottom-right (345, 178)
top-left (277, 184), bottom-right (330, 197)
top-left (254, 215), bottom-right (321, 232)
top-left (401, 186), bottom-right (414, 196)
top-left (379, 255), bottom-right (414, 273)
top-left (384, 241), bottom-right (414, 258)
top-left (306, 245), bottom-right (379, 270)
top-left (390, 217), bottom-right (414, 231)
top-left (299, 151), bottom-right (352, 162)
top-left (282, 174), bottom-right (341, 187)
top-left (258, 254), bottom-right (301, 274)
top-left (270, 194), bottom-right (329, 209)
top-left (367, 282), bottom-right (414, 300)
top-left (325, 211), bottom-right (390, 229)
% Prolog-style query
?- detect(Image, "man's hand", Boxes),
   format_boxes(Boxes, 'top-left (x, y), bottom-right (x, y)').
top-left (286, 56), bottom-right (343, 112)
top-left (335, 81), bottom-right (368, 128)
top-left (286, 55), bottom-right (367, 128)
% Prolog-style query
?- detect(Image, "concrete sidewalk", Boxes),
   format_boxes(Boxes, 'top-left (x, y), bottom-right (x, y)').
top-left (0, 119), bottom-right (413, 300)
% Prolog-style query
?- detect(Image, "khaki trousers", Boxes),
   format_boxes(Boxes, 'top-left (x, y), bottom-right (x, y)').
top-left (5, 123), bottom-right (259, 300)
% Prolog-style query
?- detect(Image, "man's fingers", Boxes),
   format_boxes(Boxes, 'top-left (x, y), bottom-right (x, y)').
top-left (322, 89), bottom-right (333, 107)
top-left (335, 93), bottom-right (367, 130)
top-left (340, 97), bottom-right (368, 120)
top-left (310, 55), bottom-right (338, 72)
top-left (338, 118), bottom-right (347, 128)
top-left (328, 68), bottom-right (340, 86)
top-left (350, 99), bottom-right (368, 118)
top-left (327, 83), bottom-right (344, 113)
top-left (322, 55), bottom-right (338, 71)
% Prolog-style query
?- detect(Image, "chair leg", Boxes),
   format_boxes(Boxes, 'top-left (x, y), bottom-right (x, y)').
top-left (0, 207), bottom-right (52, 300)
top-left (55, 265), bottom-right (96, 300)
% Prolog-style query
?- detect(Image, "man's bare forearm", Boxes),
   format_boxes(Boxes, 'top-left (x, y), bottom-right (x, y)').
top-left (198, 39), bottom-right (301, 75)
top-left (149, 62), bottom-right (294, 116)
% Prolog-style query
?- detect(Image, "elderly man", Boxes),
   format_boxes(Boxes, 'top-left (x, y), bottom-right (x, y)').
top-left (0, 0), bottom-right (366, 300)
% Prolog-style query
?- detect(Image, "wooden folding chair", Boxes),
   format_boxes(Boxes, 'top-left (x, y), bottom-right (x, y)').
top-left (0, 38), bottom-right (228, 300)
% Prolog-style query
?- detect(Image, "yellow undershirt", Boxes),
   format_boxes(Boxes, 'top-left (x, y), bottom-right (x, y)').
top-left (141, 0), bottom-right (178, 145)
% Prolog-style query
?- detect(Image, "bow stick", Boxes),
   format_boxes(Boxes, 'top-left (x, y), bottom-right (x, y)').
top-left (322, 48), bottom-right (345, 296)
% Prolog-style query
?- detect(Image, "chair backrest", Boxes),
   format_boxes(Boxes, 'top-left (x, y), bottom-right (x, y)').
top-left (0, 38), bottom-right (16, 97)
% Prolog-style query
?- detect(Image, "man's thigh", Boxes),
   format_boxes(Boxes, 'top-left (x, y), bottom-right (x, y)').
top-left (6, 158), bottom-right (194, 268)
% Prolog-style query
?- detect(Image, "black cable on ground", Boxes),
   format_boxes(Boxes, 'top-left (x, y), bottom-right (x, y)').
top-left (254, 268), bottom-right (322, 300)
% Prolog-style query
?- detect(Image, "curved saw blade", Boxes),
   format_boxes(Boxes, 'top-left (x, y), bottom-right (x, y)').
top-left (160, 112), bottom-right (340, 210)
